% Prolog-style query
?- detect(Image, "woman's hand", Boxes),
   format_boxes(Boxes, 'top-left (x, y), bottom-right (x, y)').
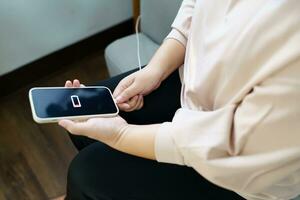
top-left (59, 79), bottom-right (129, 146)
top-left (59, 115), bottom-right (128, 146)
top-left (114, 38), bottom-right (186, 112)
top-left (113, 67), bottom-right (163, 112)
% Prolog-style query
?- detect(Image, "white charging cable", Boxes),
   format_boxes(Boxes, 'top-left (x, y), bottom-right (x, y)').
top-left (135, 15), bottom-right (142, 71)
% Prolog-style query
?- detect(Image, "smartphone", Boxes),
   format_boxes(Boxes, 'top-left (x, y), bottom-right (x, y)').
top-left (29, 86), bottom-right (119, 123)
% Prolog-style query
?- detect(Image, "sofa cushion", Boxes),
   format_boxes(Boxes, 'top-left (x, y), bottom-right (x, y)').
top-left (105, 33), bottom-right (159, 76)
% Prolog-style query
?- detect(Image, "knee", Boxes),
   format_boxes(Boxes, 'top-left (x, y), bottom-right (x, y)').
top-left (67, 149), bottom-right (89, 199)
top-left (66, 142), bottom-right (117, 199)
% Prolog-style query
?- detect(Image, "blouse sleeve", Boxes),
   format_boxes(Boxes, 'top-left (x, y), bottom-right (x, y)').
top-left (155, 62), bottom-right (300, 193)
top-left (165, 0), bottom-right (196, 47)
top-left (156, 0), bottom-right (300, 195)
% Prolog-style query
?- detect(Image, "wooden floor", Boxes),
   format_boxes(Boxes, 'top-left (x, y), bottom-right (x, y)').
top-left (0, 50), bottom-right (109, 200)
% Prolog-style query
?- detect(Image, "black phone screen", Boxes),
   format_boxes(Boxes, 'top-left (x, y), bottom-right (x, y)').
top-left (30, 87), bottom-right (118, 118)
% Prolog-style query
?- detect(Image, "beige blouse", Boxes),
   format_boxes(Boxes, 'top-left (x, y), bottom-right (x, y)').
top-left (155, 0), bottom-right (300, 199)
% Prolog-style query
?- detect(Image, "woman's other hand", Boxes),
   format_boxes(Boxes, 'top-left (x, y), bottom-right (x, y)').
top-left (113, 67), bottom-right (163, 112)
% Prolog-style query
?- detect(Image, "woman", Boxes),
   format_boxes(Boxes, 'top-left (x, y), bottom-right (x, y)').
top-left (59, 0), bottom-right (300, 199)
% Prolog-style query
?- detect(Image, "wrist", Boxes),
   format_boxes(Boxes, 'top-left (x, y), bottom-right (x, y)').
top-left (108, 122), bottom-right (130, 148)
top-left (109, 124), bottom-right (158, 160)
top-left (144, 64), bottom-right (165, 82)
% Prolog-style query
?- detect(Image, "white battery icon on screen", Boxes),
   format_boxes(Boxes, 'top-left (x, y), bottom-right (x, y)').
top-left (71, 95), bottom-right (81, 108)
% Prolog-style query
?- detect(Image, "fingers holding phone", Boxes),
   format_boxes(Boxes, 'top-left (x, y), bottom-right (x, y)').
top-left (65, 79), bottom-right (84, 88)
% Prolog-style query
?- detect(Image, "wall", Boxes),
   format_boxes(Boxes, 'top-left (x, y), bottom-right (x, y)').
top-left (0, 0), bottom-right (132, 75)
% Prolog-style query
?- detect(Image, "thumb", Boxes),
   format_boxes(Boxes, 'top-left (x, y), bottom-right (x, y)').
top-left (113, 75), bottom-right (134, 98)
top-left (58, 119), bottom-right (86, 135)
top-left (116, 83), bottom-right (139, 103)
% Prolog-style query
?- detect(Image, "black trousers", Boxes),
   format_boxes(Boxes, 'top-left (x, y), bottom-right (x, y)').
top-left (66, 69), bottom-right (244, 200)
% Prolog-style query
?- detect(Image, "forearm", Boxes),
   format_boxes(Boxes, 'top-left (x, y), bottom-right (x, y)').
top-left (111, 124), bottom-right (160, 160)
top-left (146, 38), bottom-right (185, 81)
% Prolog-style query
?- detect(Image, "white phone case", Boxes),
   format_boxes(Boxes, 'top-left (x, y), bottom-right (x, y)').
top-left (29, 86), bottom-right (119, 124)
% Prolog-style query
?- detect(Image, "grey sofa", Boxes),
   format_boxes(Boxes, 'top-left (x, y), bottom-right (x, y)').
top-left (105, 0), bottom-right (182, 76)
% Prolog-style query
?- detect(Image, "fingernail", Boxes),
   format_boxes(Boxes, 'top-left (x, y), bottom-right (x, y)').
top-left (116, 96), bottom-right (122, 103)
top-left (58, 121), bottom-right (63, 127)
top-left (58, 120), bottom-right (65, 128)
